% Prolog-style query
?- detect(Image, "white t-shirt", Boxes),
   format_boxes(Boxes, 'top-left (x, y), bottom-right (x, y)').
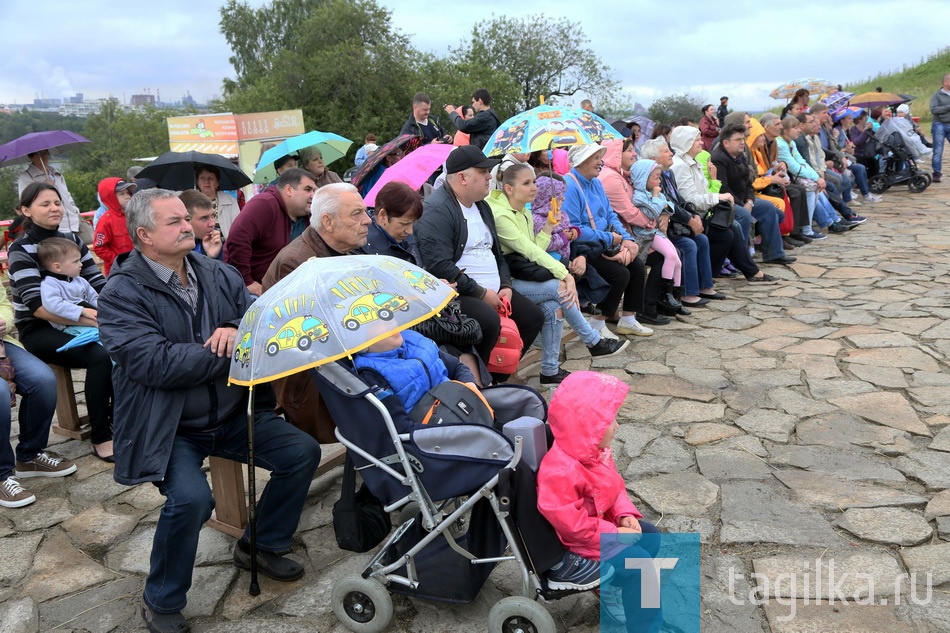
top-left (456, 202), bottom-right (500, 293)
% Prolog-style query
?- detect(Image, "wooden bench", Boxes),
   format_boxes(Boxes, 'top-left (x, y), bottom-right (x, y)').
top-left (49, 365), bottom-right (91, 440)
top-left (207, 444), bottom-right (347, 538)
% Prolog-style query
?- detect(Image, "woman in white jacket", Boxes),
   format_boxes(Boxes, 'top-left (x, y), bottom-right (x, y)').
top-left (668, 126), bottom-right (775, 284)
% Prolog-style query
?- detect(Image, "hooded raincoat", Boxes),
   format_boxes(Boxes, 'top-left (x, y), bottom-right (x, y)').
top-left (598, 139), bottom-right (650, 229)
top-left (629, 159), bottom-right (672, 241)
top-left (669, 126), bottom-right (720, 212)
top-left (92, 177), bottom-right (134, 275)
top-left (536, 372), bottom-right (642, 560)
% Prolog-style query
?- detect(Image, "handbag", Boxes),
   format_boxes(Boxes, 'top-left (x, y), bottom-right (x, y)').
top-left (703, 200), bottom-right (736, 231)
top-left (411, 300), bottom-right (482, 347)
top-left (332, 453), bottom-right (392, 553)
top-left (487, 297), bottom-right (523, 375)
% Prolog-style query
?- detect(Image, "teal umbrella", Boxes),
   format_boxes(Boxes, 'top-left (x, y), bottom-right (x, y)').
top-left (482, 104), bottom-right (621, 157)
top-left (254, 130), bottom-right (353, 184)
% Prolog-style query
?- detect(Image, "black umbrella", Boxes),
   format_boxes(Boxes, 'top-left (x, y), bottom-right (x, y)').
top-left (350, 134), bottom-right (415, 188)
top-left (137, 151), bottom-right (252, 191)
top-left (609, 120), bottom-right (633, 137)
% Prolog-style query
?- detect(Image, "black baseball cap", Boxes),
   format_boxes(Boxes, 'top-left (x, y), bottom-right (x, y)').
top-left (445, 145), bottom-right (501, 174)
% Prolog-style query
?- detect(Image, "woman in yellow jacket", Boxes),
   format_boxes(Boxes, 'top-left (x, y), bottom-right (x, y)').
top-left (0, 290), bottom-right (75, 508)
top-left (487, 164), bottom-right (627, 385)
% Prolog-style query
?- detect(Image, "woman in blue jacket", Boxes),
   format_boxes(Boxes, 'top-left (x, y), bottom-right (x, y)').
top-left (562, 144), bottom-right (654, 336)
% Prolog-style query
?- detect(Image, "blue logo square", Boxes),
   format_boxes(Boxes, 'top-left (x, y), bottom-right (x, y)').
top-left (600, 531), bottom-right (700, 632)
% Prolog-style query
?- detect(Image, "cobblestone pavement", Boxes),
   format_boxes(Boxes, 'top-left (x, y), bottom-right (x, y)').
top-left (1, 181), bottom-right (949, 632)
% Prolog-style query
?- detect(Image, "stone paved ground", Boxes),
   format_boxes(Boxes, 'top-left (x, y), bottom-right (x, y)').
top-left (1, 181), bottom-right (949, 632)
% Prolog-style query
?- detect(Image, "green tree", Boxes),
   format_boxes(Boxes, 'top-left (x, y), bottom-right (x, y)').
top-left (220, 0), bottom-right (419, 149)
top-left (646, 93), bottom-right (705, 125)
top-left (456, 14), bottom-right (618, 112)
top-left (0, 111), bottom-right (86, 145)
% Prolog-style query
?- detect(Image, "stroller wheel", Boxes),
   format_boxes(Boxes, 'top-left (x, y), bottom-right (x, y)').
top-left (489, 596), bottom-right (556, 633)
top-left (332, 575), bottom-right (393, 633)
top-left (908, 175), bottom-right (930, 193)
top-left (869, 174), bottom-right (889, 194)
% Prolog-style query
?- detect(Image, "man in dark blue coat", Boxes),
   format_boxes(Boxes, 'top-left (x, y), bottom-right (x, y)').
top-left (99, 189), bottom-right (321, 633)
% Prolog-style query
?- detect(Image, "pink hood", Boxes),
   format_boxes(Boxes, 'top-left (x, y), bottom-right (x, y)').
top-left (537, 371), bottom-right (641, 559)
top-left (597, 139), bottom-right (651, 228)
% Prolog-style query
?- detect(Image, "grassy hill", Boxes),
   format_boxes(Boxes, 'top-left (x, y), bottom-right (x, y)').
top-left (844, 47), bottom-right (950, 123)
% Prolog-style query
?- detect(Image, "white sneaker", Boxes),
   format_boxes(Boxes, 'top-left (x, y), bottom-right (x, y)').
top-left (864, 194), bottom-right (883, 203)
top-left (615, 318), bottom-right (653, 337)
top-left (849, 198), bottom-right (863, 207)
top-left (598, 324), bottom-right (619, 340)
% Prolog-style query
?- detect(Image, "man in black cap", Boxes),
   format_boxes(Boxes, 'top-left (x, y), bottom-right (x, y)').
top-left (413, 146), bottom-right (543, 376)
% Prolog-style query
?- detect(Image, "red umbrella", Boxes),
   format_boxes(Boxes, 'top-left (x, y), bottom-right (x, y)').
top-left (363, 143), bottom-right (454, 206)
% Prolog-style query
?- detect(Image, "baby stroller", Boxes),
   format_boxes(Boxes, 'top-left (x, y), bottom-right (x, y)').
top-left (313, 361), bottom-right (587, 633)
top-left (867, 130), bottom-right (932, 194)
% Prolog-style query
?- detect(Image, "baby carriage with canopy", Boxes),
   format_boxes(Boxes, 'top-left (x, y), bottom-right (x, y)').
top-left (866, 130), bottom-right (932, 194)
top-left (313, 361), bottom-right (588, 633)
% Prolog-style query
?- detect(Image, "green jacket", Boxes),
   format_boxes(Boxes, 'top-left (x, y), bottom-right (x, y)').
top-left (486, 190), bottom-right (567, 281)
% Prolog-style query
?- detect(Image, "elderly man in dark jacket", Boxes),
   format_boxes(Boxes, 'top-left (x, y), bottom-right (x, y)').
top-left (99, 189), bottom-right (320, 633)
top-left (413, 146), bottom-right (543, 369)
top-left (711, 123), bottom-right (794, 265)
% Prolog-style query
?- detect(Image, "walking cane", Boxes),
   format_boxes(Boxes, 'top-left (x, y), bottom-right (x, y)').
top-left (246, 384), bottom-right (260, 595)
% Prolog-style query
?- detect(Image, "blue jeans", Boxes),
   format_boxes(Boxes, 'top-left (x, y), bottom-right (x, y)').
top-left (511, 278), bottom-right (599, 376)
top-left (750, 198), bottom-right (785, 261)
top-left (733, 205), bottom-right (752, 245)
top-left (849, 163), bottom-right (870, 196)
top-left (0, 344), bottom-right (57, 481)
top-left (144, 409), bottom-right (321, 613)
top-left (933, 121), bottom-right (949, 175)
top-left (669, 233), bottom-right (712, 296)
top-left (815, 192), bottom-right (837, 227)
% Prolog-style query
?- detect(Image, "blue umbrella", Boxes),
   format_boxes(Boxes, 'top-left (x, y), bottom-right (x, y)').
top-left (819, 91), bottom-right (854, 111)
top-left (254, 131), bottom-right (353, 184)
top-left (55, 328), bottom-right (100, 353)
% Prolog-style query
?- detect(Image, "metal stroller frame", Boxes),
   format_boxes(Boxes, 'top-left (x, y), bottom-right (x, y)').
top-left (868, 130), bottom-right (932, 194)
top-left (314, 362), bottom-right (577, 633)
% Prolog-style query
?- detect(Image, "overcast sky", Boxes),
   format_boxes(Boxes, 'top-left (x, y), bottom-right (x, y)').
top-left (2, 0), bottom-right (948, 113)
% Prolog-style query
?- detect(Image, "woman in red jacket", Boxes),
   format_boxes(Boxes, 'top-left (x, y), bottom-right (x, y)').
top-left (699, 104), bottom-right (720, 151)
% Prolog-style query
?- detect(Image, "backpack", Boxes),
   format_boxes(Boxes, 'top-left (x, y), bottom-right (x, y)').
top-left (409, 380), bottom-right (495, 427)
top-left (487, 297), bottom-right (523, 375)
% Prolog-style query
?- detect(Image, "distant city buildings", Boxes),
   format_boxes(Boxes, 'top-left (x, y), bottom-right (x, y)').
top-left (0, 89), bottom-right (211, 117)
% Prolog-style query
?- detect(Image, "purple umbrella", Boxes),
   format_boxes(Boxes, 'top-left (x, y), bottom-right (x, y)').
top-left (0, 130), bottom-right (90, 167)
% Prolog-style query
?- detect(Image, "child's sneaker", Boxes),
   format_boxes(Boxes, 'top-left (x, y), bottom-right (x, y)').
top-left (0, 477), bottom-right (36, 508)
top-left (15, 452), bottom-right (77, 478)
top-left (547, 552), bottom-right (613, 591)
top-left (600, 582), bottom-right (627, 625)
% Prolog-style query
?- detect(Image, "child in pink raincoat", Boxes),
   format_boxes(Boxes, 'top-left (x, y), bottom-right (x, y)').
top-left (537, 371), bottom-right (661, 630)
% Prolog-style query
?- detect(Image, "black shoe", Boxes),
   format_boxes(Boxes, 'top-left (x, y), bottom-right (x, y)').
top-left (681, 297), bottom-right (711, 308)
top-left (849, 215), bottom-right (868, 224)
top-left (699, 291), bottom-right (727, 300)
top-left (589, 338), bottom-right (629, 357)
top-left (141, 600), bottom-right (190, 633)
top-left (808, 231), bottom-right (827, 241)
top-left (933, 173), bottom-right (942, 183)
top-left (791, 231), bottom-right (813, 243)
top-left (540, 368), bottom-right (571, 385)
top-left (783, 236), bottom-right (803, 248)
top-left (828, 222), bottom-right (850, 234)
top-left (677, 305), bottom-right (692, 316)
top-left (233, 540), bottom-right (304, 581)
top-left (637, 312), bottom-right (671, 325)
top-left (580, 303), bottom-right (602, 317)
top-left (763, 256), bottom-right (797, 265)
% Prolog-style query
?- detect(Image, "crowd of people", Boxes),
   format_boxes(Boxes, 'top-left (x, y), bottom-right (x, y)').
top-left (1, 76), bottom-right (947, 633)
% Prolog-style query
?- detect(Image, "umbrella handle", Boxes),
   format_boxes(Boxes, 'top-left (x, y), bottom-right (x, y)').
top-left (246, 386), bottom-right (260, 596)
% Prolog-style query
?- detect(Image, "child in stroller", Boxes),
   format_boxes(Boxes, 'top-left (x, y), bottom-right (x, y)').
top-left (867, 129), bottom-right (932, 194)
top-left (538, 371), bottom-right (662, 631)
top-left (315, 341), bottom-right (609, 632)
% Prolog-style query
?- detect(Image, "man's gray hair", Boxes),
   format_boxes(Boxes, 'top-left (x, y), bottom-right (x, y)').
top-left (127, 165), bottom-right (143, 181)
top-left (310, 183), bottom-right (360, 230)
top-left (638, 138), bottom-right (669, 160)
top-left (759, 113), bottom-right (780, 128)
top-left (126, 188), bottom-right (180, 247)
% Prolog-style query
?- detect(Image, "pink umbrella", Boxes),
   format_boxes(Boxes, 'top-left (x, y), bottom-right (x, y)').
top-left (363, 143), bottom-right (455, 207)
